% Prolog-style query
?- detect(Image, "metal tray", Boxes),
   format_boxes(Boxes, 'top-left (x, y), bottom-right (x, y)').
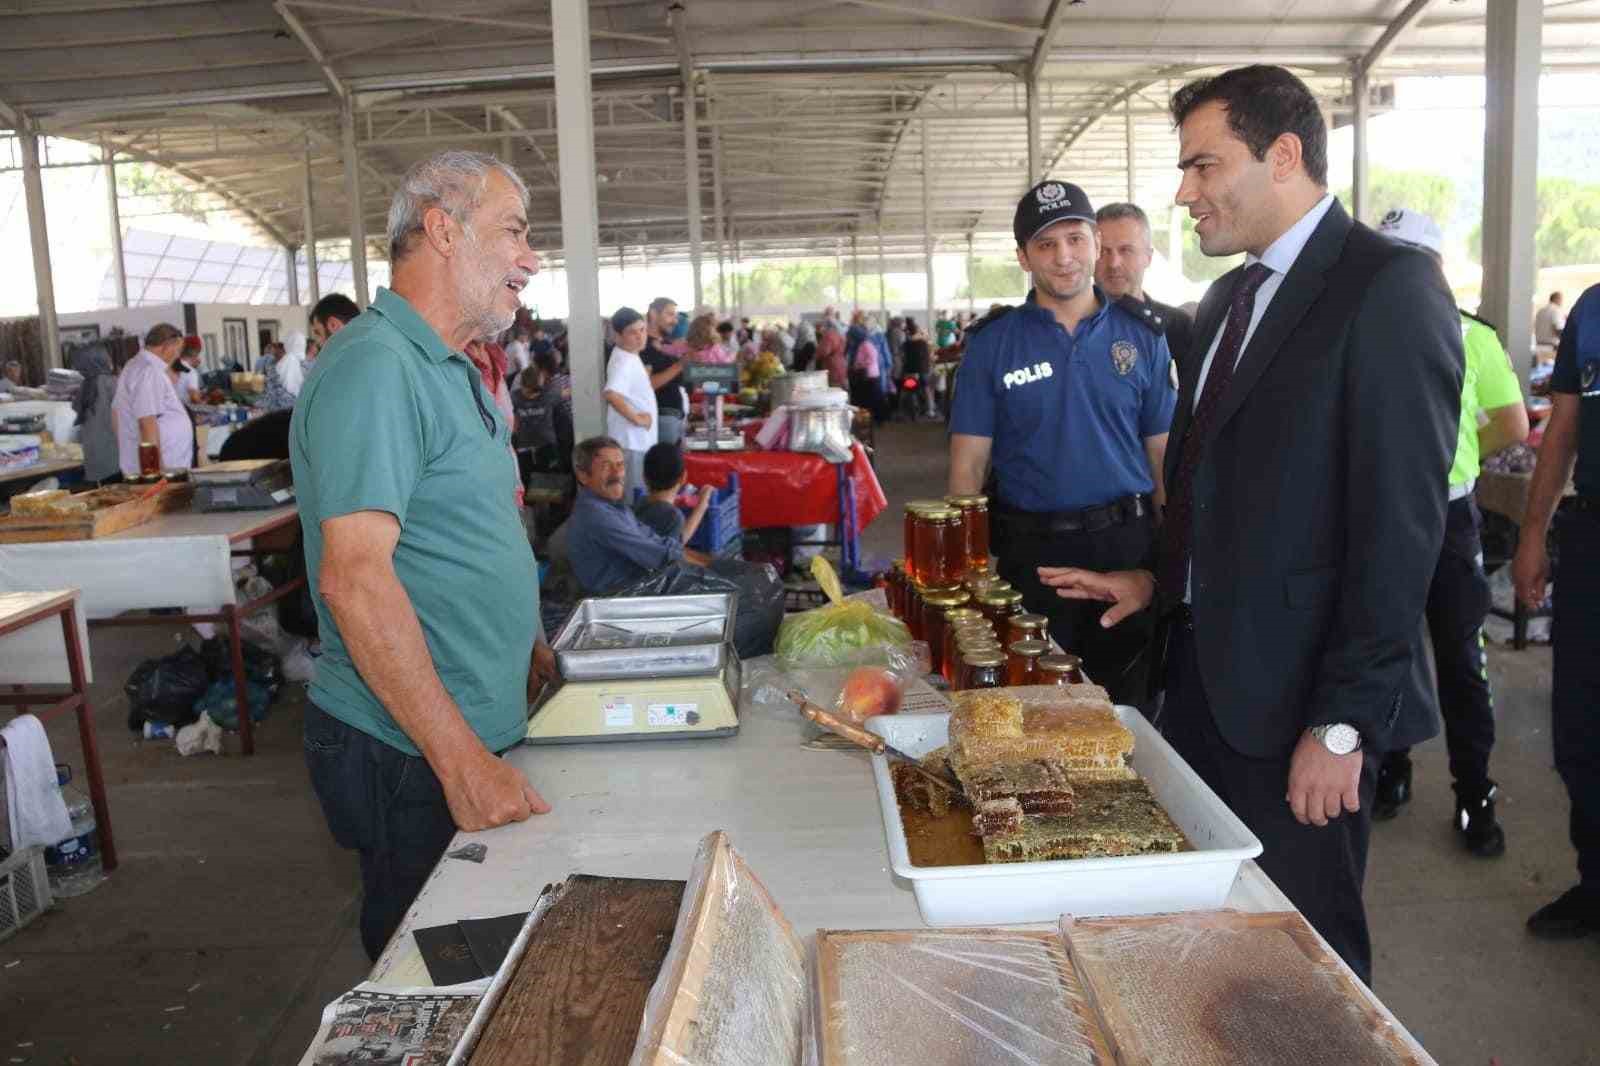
top-left (550, 593), bottom-right (738, 680)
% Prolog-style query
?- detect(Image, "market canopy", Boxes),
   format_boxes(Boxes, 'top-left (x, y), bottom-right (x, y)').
top-left (6, 1), bottom-right (1596, 264)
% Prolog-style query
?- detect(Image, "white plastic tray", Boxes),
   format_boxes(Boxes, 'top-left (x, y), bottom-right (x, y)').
top-left (867, 709), bottom-right (1263, 926)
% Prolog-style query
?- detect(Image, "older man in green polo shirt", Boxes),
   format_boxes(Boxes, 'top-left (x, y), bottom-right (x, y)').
top-left (291, 149), bottom-right (551, 961)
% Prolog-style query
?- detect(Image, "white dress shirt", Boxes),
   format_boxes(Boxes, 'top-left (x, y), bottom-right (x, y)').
top-left (1186, 192), bottom-right (1336, 600)
top-left (112, 348), bottom-right (195, 475)
top-left (603, 345), bottom-right (657, 452)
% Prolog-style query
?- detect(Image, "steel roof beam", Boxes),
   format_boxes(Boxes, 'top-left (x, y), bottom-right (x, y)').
top-left (275, 1), bottom-right (348, 102)
top-left (1360, 0), bottom-right (1435, 77)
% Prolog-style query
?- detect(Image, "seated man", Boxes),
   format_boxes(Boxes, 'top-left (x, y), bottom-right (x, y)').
top-left (567, 436), bottom-right (711, 595)
top-left (634, 442), bottom-right (713, 543)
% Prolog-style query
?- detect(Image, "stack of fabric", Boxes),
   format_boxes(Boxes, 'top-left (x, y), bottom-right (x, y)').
top-left (45, 367), bottom-right (83, 402)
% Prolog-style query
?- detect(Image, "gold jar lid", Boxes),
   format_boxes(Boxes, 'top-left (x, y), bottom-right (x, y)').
top-left (919, 506), bottom-right (961, 521)
top-left (919, 582), bottom-right (964, 596)
top-left (964, 576), bottom-right (1003, 594)
top-left (923, 590), bottom-right (971, 608)
top-left (905, 498), bottom-right (947, 513)
top-left (956, 635), bottom-right (1002, 652)
top-left (944, 494), bottom-right (989, 508)
top-left (977, 589), bottom-right (1025, 607)
top-left (945, 607), bottom-right (983, 623)
top-left (1006, 639), bottom-right (1051, 657)
top-left (962, 650), bottom-right (1006, 668)
top-left (1037, 653), bottom-right (1084, 674)
top-left (1009, 612), bottom-right (1048, 630)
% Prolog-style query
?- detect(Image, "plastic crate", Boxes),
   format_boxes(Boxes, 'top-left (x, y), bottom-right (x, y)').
top-left (682, 472), bottom-right (743, 556)
top-left (0, 846), bottom-right (52, 943)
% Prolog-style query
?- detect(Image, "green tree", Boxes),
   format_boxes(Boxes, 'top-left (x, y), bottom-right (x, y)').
top-left (1468, 177), bottom-right (1600, 267)
top-left (120, 162), bottom-right (208, 223)
top-left (955, 256), bottom-right (1027, 299)
top-left (1336, 167), bottom-right (1458, 228)
top-left (1161, 215), bottom-right (1242, 283)
top-left (722, 261), bottom-right (903, 307)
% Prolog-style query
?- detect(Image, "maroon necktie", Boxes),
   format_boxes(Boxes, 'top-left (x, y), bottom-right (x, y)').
top-left (1157, 262), bottom-right (1274, 607)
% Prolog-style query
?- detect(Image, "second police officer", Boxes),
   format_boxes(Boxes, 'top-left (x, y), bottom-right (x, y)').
top-left (948, 179), bottom-right (1176, 705)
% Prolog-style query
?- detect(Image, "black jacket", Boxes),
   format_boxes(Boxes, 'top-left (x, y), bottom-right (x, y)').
top-left (1167, 200), bottom-right (1462, 759)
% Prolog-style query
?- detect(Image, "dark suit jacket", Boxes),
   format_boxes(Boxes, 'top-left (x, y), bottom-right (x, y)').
top-left (1168, 200), bottom-right (1462, 759)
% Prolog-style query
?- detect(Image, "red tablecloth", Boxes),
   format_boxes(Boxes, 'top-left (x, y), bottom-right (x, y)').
top-left (683, 442), bottom-right (886, 535)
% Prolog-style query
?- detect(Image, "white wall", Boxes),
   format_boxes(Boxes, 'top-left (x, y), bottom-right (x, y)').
top-left (58, 303), bottom-right (185, 343)
top-left (55, 301), bottom-right (308, 370)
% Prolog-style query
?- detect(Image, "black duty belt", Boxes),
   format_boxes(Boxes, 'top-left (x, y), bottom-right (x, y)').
top-left (993, 494), bottom-right (1151, 535)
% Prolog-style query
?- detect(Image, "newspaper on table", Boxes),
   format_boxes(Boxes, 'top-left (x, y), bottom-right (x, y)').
top-left (301, 890), bottom-right (553, 1066)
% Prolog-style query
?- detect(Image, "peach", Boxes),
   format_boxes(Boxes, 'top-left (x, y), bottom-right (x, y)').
top-left (839, 666), bottom-right (902, 723)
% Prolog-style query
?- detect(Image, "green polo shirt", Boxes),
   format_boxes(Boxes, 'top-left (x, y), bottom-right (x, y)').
top-left (1450, 313), bottom-right (1525, 488)
top-left (290, 287), bottom-right (540, 756)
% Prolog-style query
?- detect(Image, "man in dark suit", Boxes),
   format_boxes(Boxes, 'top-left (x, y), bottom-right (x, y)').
top-left (1039, 65), bottom-right (1462, 986)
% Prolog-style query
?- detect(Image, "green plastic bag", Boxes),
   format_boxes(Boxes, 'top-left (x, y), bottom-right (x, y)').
top-left (775, 558), bottom-right (912, 667)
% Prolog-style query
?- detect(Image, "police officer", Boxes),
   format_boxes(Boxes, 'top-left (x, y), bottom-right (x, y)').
top-left (949, 180), bottom-right (1175, 705)
top-left (1514, 280), bottom-right (1600, 939)
top-left (1094, 202), bottom-right (1196, 374)
top-left (1372, 210), bottom-right (1530, 856)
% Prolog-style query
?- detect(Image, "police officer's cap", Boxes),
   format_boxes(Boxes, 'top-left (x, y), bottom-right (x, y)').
top-left (1014, 180), bottom-right (1096, 246)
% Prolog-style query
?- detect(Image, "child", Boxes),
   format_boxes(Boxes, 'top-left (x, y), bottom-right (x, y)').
top-left (635, 442), bottom-right (713, 544)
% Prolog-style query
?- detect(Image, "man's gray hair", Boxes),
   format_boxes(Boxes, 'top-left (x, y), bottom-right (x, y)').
top-left (387, 149), bottom-right (528, 262)
top-left (1095, 202), bottom-right (1153, 242)
top-left (573, 435), bottom-right (623, 473)
top-left (648, 296), bottom-right (677, 314)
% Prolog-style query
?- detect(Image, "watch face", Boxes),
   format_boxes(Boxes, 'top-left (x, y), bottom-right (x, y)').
top-left (1323, 724), bottom-right (1360, 755)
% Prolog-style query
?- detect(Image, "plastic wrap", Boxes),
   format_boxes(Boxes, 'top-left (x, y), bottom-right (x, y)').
top-left (775, 557), bottom-right (912, 669)
top-left (631, 831), bottom-right (810, 1066)
top-left (1060, 911), bottom-right (1431, 1066)
top-left (812, 929), bottom-right (1112, 1066)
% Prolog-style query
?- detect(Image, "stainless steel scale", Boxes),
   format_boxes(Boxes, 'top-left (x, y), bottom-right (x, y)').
top-left (525, 594), bottom-right (741, 744)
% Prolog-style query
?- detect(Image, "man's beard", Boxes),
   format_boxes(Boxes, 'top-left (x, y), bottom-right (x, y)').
top-left (458, 235), bottom-right (517, 340)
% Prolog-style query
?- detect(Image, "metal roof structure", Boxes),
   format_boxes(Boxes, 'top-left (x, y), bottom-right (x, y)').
top-left (4, 0), bottom-right (1598, 269)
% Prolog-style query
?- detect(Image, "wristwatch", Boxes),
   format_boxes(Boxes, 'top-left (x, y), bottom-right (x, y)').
top-left (1309, 723), bottom-right (1362, 756)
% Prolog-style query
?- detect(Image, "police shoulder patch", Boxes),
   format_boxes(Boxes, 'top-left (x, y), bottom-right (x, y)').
top-left (963, 303), bottom-right (1017, 339)
top-left (1115, 294), bottom-right (1166, 336)
top-left (1110, 339), bottom-right (1139, 376)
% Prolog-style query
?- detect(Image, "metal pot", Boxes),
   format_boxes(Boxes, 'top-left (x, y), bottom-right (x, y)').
top-left (768, 370), bottom-right (828, 410)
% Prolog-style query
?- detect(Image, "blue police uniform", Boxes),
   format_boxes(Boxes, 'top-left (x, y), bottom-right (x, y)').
top-left (951, 288), bottom-right (1175, 703)
top-left (1545, 282), bottom-right (1600, 914)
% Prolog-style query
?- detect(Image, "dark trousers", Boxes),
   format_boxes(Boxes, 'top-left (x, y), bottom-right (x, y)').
top-left (304, 704), bottom-right (459, 962)
top-left (1387, 497), bottom-right (1495, 794)
top-left (1160, 621), bottom-right (1379, 986)
top-left (1553, 510), bottom-right (1600, 890)
top-left (993, 507), bottom-right (1154, 706)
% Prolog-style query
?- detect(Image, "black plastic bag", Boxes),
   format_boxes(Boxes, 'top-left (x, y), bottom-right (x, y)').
top-left (198, 636), bottom-right (282, 698)
top-left (613, 558), bottom-right (785, 659)
top-left (128, 646), bottom-right (212, 728)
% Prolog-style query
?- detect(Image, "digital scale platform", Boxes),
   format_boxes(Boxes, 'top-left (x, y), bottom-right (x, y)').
top-left (526, 594), bottom-right (741, 744)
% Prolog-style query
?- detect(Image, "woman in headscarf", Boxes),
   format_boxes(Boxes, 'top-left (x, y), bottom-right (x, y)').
top-left (277, 330), bottom-right (308, 398)
top-left (70, 342), bottom-right (121, 483)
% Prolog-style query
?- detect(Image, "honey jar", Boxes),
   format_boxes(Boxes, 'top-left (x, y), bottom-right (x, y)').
top-left (1005, 639), bottom-right (1050, 686)
top-left (1037, 653), bottom-right (1086, 686)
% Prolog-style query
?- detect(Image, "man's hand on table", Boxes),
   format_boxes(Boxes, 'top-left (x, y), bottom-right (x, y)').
top-left (1038, 567), bottom-right (1156, 627)
top-left (1286, 732), bottom-right (1362, 827)
top-left (442, 748), bottom-right (551, 831)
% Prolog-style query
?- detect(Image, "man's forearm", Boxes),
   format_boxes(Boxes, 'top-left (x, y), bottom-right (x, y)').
top-left (1523, 409), bottom-right (1579, 540)
top-left (603, 391), bottom-right (637, 420)
top-left (948, 453), bottom-right (987, 495)
top-left (324, 561), bottom-right (488, 774)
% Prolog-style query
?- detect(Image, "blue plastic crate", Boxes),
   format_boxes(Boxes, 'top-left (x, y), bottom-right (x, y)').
top-left (682, 471), bottom-right (743, 555)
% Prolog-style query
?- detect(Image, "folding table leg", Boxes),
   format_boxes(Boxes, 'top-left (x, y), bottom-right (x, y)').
top-left (226, 604), bottom-right (256, 756)
top-left (60, 603), bottom-right (116, 873)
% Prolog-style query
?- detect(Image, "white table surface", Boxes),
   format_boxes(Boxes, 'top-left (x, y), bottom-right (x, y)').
top-left (348, 681), bottom-right (1433, 1060)
top-left (0, 505), bottom-right (299, 684)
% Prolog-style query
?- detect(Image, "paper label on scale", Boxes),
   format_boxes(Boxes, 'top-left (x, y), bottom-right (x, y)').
top-left (647, 702), bottom-right (698, 727)
top-left (602, 700), bottom-right (634, 729)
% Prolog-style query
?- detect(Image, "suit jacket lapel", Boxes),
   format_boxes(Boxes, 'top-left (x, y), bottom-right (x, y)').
top-left (1203, 200), bottom-right (1353, 445)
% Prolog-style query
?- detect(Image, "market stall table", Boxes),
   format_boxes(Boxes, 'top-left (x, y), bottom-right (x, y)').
top-left (0, 504), bottom-right (303, 756)
top-left (346, 677), bottom-right (1432, 1063)
top-left (0, 588), bottom-right (116, 871)
top-left (0, 458), bottom-right (85, 493)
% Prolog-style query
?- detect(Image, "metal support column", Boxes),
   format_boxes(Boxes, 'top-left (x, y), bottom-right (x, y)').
top-left (851, 234), bottom-right (859, 310)
top-left (683, 82), bottom-right (704, 310)
top-left (302, 140), bottom-right (320, 305)
top-left (340, 101), bottom-right (369, 308)
top-left (1124, 97), bottom-right (1137, 204)
top-left (19, 128), bottom-right (60, 371)
top-left (966, 233), bottom-right (975, 315)
top-left (877, 223), bottom-right (888, 323)
top-left (1480, 0), bottom-right (1542, 379)
top-left (1169, 205), bottom-right (1184, 278)
top-left (284, 245), bottom-right (300, 306)
top-left (553, 0), bottom-right (605, 439)
top-left (921, 117), bottom-right (936, 330)
top-left (1352, 67), bottom-right (1370, 225)
top-left (103, 146), bottom-right (128, 308)
top-left (1025, 79), bottom-right (1042, 185)
top-left (709, 88), bottom-right (728, 314)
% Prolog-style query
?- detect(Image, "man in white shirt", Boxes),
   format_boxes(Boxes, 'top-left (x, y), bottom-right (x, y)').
top-left (112, 323), bottom-right (195, 475)
top-left (603, 306), bottom-right (657, 502)
top-left (174, 337), bottom-right (204, 404)
top-left (504, 326), bottom-right (532, 382)
top-left (1535, 291), bottom-right (1566, 348)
